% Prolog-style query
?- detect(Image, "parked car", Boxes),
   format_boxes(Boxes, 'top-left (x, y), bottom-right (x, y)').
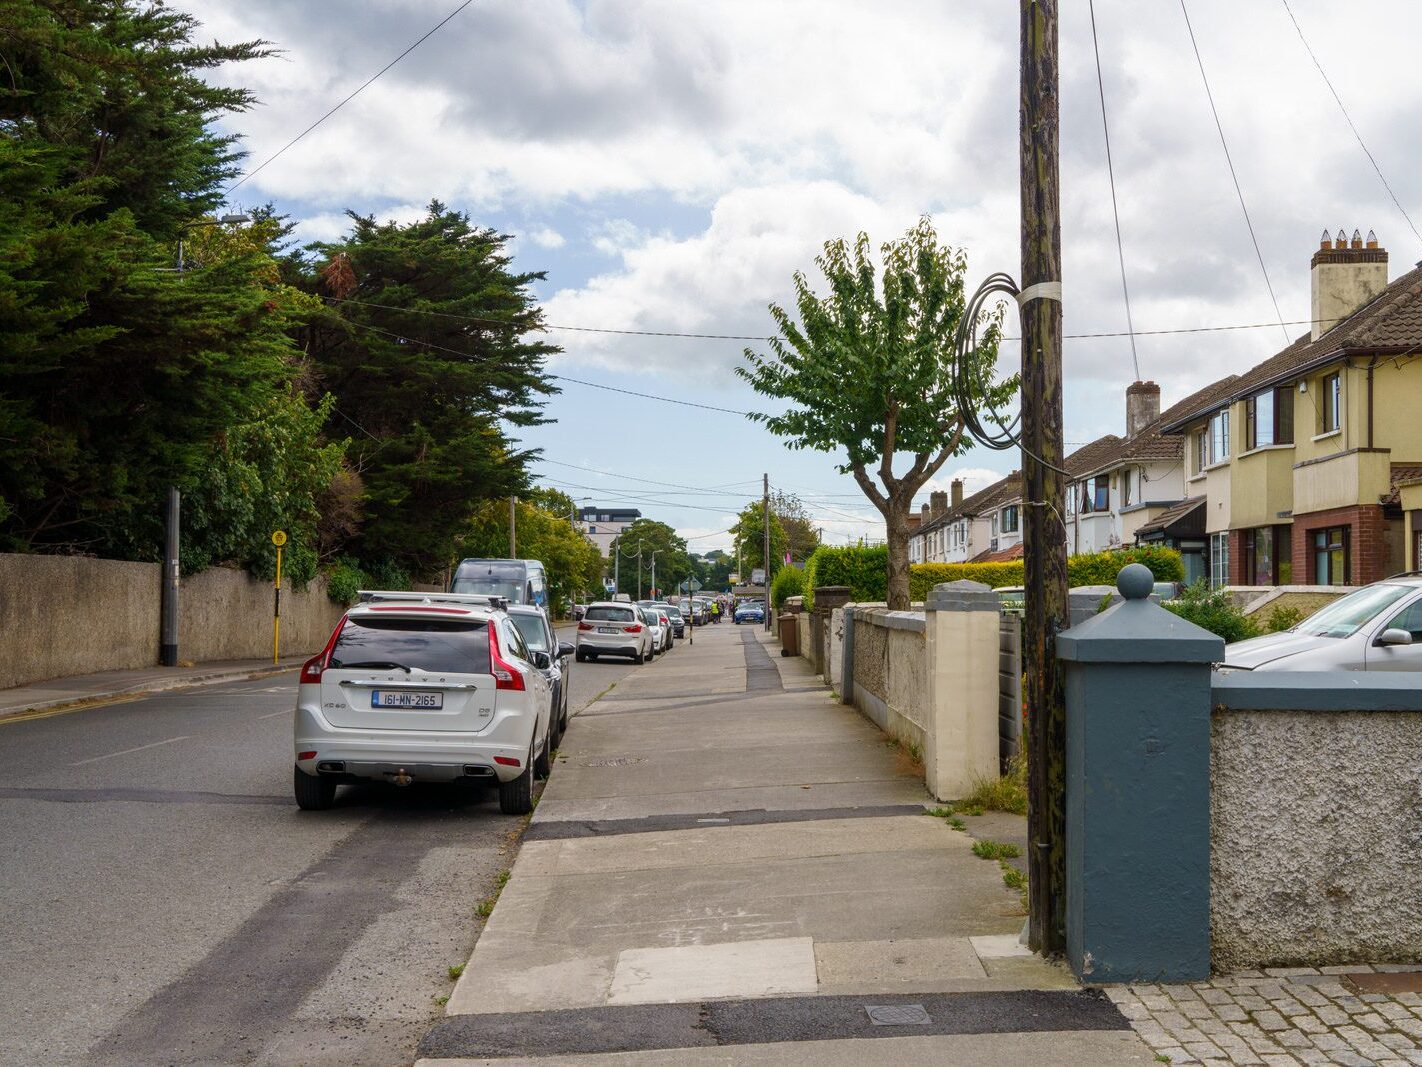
top-left (652, 607), bottom-right (674, 652)
top-left (1220, 577), bottom-right (1422, 672)
top-left (292, 591), bottom-right (554, 815)
top-left (659, 603), bottom-right (686, 639)
top-left (734, 600), bottom-right (765, 624)
top-left (449, 558), bottom-right (548, 613)
top-left (572, 603), bottom-right (587, 622)
top-left (507, 603), bottom-right (574, 748)
top-left (641, 606), bottom-right (669, 656)
top-left (576, 601), bottom-right (655, 663)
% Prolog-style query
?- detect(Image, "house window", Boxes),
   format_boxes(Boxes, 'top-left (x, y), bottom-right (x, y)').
top-left (1210, 532), bottom-right (1230, 588)
top-left (1245, 388), bottom-right (1294, 449)
top-left (1194, 431), bottom-right (1208, 475)
top-left (1209, 410), bottom-right (1230, 464)
top-left (1242, 527), bottom-right (1290, 585)
top-left (1084, 475), bottom-right (1109, 512)
top-left (1122, 468), bottom-right (1134, 508)
top-left (1001, 506), bottom-right (1019, 534)
top-left (1313, 526), bottom-right (1349, 585)
top-left (1320, 373), bottom-right (1342, 433)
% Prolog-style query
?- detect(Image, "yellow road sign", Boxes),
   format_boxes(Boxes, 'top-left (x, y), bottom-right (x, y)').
top-left (271, 530), bottom-right (288, 547)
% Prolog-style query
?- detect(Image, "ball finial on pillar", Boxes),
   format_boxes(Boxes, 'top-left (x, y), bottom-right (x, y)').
top-left (1116, 563), bottom-right (1155, 601)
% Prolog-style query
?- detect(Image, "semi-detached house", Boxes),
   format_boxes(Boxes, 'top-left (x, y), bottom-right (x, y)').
top-left (1159, 229), bottom-right (1422, 588)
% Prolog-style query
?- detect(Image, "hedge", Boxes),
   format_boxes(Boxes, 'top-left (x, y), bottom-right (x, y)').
top-left (803, 543), bottom-right (1185, 608)
top-left (770, 565), bottom-right (806, 610)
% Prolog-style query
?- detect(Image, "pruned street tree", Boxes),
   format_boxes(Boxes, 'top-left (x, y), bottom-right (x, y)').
top-left (738, 218), bottom-right (1013, 609)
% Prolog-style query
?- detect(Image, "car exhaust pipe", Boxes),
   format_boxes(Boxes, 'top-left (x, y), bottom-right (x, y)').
top-left (391, 768), bottom-right (413, 787)
top-left (317, 760), bottom-right (345, 773)
top-left (463, 765), bottom-right (495, 778)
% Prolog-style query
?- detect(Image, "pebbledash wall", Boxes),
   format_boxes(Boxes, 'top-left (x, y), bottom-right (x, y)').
top-left (0, 553), bottom-right (347, 690)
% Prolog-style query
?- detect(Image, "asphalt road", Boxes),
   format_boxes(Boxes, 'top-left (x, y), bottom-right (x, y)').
top-left (0, 630), bottom-right (640, 1066)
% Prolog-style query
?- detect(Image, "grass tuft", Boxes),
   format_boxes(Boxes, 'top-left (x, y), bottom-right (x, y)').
top-left (971, 839), bottom-right (1022, 861)
top-left (957, 753), bottom-right (1027, 816)
top-left (447, 964), bottom-right (464, 980)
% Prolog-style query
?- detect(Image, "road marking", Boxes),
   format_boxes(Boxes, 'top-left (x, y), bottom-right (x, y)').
top-left (0, 693), bottom-right (143, 726)
top-left (257, 710), bottom-right (290, 720)
top-left (71, 735), bottom-right (189, 766)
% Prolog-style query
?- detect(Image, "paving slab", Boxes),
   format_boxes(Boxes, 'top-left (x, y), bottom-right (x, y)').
top-left (608, 937), bottom-right (819, 1005)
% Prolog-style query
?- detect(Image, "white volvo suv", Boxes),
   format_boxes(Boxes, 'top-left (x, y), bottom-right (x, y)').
top-left (292, 592), bottom-right (554, 814)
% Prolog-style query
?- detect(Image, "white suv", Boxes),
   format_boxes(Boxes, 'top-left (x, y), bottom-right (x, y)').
top-left (292, 592), bottom-right (554, 814)
top-left (575, 601), bottom-right (655, 663)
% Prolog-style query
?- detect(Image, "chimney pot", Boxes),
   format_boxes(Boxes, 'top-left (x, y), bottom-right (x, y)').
top-left (1336, 228), bottom-right (1348, 247)
top-left (1319, 228), bottom-right (1333, 249)
top-left (1311, 230), bottom-right (1389, 340)
top-left (1366, 229), bottom-right (1378, 249)
top-left (929, 490), bottom-right (948, 522)
top-left (1351, 229), bottom-right (1363, 249)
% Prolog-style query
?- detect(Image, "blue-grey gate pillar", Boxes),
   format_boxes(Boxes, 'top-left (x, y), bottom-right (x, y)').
top-left (1055, 563), bottom-right (1223, 983)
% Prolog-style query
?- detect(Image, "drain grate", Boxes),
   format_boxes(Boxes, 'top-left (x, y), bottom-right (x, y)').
top-left (582, 756), bottom-right (645, 768)
top-left (865, 1004), bottom-right (932, 1026)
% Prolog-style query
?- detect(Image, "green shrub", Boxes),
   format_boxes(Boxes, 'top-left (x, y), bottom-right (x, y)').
top-left (803, 544), bottom-right (888, 610)
top-left (770, 565), bottom-right (806, 610)
top-left (1263, 604), bottom-right (1304, 633)
top-left (325, 557), bottom-right (365, 605)
top-left (908, 546), bottom-right (1184, 601)
top-left (1165, 580), bottom-right (1260, 643)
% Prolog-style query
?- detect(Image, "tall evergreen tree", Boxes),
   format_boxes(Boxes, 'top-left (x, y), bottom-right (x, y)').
top-left (305, 203), bottom-right (558, 576)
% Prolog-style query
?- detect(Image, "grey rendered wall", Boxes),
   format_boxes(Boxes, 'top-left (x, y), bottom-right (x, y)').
top-left (1211, 704), bottom-right (1422, 971)
top-left (0, 553), bottom-right (161, 688)
top-left (0, 554), bottom-right (347, 689)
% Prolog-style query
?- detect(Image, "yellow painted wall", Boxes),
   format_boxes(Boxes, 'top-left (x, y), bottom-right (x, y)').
top-left (1230, 445), bottom-right (1295, 528)
top-left (1293, 449), bottom-right (1392, 514)
top-left (1364, 356), bottom-right (1422, 461)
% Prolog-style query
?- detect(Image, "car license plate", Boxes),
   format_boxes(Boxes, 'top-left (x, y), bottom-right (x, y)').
top-left (371, 691), bottom-right (443, 709)
top-left (597, 626), bottom-right (619, 634)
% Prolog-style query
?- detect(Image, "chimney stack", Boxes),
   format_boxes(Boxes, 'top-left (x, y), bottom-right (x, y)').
top-left (1312, 228), bottom-right (1388, 340)
top-left (920, 502), bottom-right (930, 524)
top-left (951, 478), bottom-right (964, 508)
top-left (929, 490), bottom-right (948, 521)
top-left (1126, 380), bottom-right (1161, 438)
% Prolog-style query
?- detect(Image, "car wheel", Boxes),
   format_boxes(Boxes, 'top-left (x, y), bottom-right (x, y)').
top-left (499, 746), bottom-right (535, 815)
top-left (634, 649), bottom-right (644, 664)
top-left (534, 730), bottom-right (552, 779)
top-left (293, 766), bottom-right (337, 811)
top-left (575, 648), bottom-right (587, 663)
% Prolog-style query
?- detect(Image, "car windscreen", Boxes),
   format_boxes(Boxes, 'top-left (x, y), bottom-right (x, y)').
top-left (330, 617), bottom-right (491, 674)
top-left (1295, 584), bottom-right (1413, 638)
top-left (451, 577), bottom-right (524, 601)
top-left (509, 613), bottom-right (550, 651)
top-left (585, 606), bottom-right (635, 623)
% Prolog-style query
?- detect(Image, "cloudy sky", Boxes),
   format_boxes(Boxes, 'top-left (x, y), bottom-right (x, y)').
top-left (177, 0), bottom-right (1422, 553)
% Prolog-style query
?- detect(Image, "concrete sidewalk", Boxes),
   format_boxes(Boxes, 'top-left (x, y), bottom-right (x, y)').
top-left (419, 624), bottom-right (1155, 1064)
top-left (0, 657), bottom-right (302, 721)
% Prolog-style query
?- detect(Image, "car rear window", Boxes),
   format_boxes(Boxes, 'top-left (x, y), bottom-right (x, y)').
top-left (330, 617), bottom-right (491, 674)
top-left (586, 606), bottom-right (635, 623)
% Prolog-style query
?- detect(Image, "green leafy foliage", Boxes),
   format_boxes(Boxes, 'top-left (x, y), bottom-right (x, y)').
top-left (731, 502), bottom-right (788, 581)
top-left (770, 566), bottom-right (806, 609)
top-left (1064, 545), bottom-right (1184, 585)
top-left (803, 544), bottom-right (889, 610)
top-left (739, 219), bottom-right (1014, 608)
top-left (609, 519), bottom-right (694, 599)
top-left (1165, 581), bottom-right (1261, 643)
top-left (1263, 604), bottom-right (1304, 633)
top-left (325, 558), bottom-right (366, 606)
top-left (304, 203), bottom-right (557, 576)
top-left (462, 495), bottom-right (604, 615)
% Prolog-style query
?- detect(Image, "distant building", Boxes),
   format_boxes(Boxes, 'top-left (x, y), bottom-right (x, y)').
top-left (578, 506), bottom-right (641, 557)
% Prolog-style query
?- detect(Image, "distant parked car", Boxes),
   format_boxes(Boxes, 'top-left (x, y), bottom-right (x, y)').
top-left (507, 603), bottom-right (573, 749)
top-left (1220, 577), bottom-right (1422, 672)
top-left (576, 601), bottom-right (655, 663)
top-left (734, 600), bottom-right (765, 625)
top-left (659, 603), bottom-right (686, 639)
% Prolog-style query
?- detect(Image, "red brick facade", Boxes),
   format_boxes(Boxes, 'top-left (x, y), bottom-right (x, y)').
top-left (1288, 504), bottom-right (1392, 587)
top-left (1227, 529), bottom-right (1248, 586)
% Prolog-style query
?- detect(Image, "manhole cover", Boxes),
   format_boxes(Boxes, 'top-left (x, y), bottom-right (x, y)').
top-left (1342, 971), bottom-right (1422, 994)
top-left (582, 756), bottom-right (645, 768)
top-left (865, 1004), bottom-right (932, 1026)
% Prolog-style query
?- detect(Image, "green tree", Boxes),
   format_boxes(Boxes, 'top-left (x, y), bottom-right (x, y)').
top-left (771, 490), bottom-right (821, 563)
top-left (462, 495), bottom-right (603, 615)
top-left (304, 203), bottom-right (558, 576)
top-left (731, 503), bottom-right (788, 583)
top-left (739, 218), bottom-right (1013, 609)
top-left (610, 519), bottom-right (693, 599)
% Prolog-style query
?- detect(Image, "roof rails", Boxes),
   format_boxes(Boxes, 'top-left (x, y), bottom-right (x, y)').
top-left (1382, 571), bottom-right (1422, 581)
top-left (356, 590), bottom-right (509, 611)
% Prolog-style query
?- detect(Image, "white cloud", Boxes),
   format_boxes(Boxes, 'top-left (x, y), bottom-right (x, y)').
top-left (529, 227), bottom-right (566, 249)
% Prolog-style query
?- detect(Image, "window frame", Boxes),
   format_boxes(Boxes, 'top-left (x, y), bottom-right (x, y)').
top-left (1001, 505), bottom-right (1020, 534)
top-left (1321, 372), bottom-right (1342, 433)
top-left (1209, 409), bottom-right (1231, 464)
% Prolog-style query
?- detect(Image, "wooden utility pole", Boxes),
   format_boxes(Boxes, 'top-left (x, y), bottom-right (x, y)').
top-left (1020, 0), bottom-right (1068, 955)
top-left (762, 473), bottom-right (771, 630)
top-left (509, 496), bottom-right (518, 559)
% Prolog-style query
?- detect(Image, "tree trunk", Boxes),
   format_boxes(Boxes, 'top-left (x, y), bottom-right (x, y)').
top-left (884, 502), bottom-right (911, 610)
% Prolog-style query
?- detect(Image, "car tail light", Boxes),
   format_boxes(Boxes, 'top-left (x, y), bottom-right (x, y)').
top-left (578, 622), bottom-right (593, 631)
top-left (300, 617), bottom-right (347, 683)
top-left (494, 755), bottom-right (521, 767)
top-left (624, 624), bottom-right (643, 633)
top-left (297, 750), bottom-right (317, 761)
top-left (488, 625), bottom-right (526, 692)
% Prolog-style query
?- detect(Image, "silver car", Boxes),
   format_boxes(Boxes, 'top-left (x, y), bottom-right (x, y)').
top-left (576, 601), bottom-right (655, 663)
top-left (1221, 577), bottom-right (1422, 671)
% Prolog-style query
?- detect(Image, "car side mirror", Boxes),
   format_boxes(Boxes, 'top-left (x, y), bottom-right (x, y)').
top-left (558, 641), bottom-right (575, 659)
top-left (1378, 628), bottom-right (1413, 647)
top-left (531, 650), bottom-right (552, 669)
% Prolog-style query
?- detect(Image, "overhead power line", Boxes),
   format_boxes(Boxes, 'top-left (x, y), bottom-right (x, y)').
top-left (323, 295), bottom-right (1312, 346)
top-left (226, 0), bottom-right (477, 194)
top-left (1279, 0), bottom-right (1422, 249)
top-left (1178, 0), bottom-right (1291, 345)
top-left (1087, 0), bottom-right (1141, 381)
